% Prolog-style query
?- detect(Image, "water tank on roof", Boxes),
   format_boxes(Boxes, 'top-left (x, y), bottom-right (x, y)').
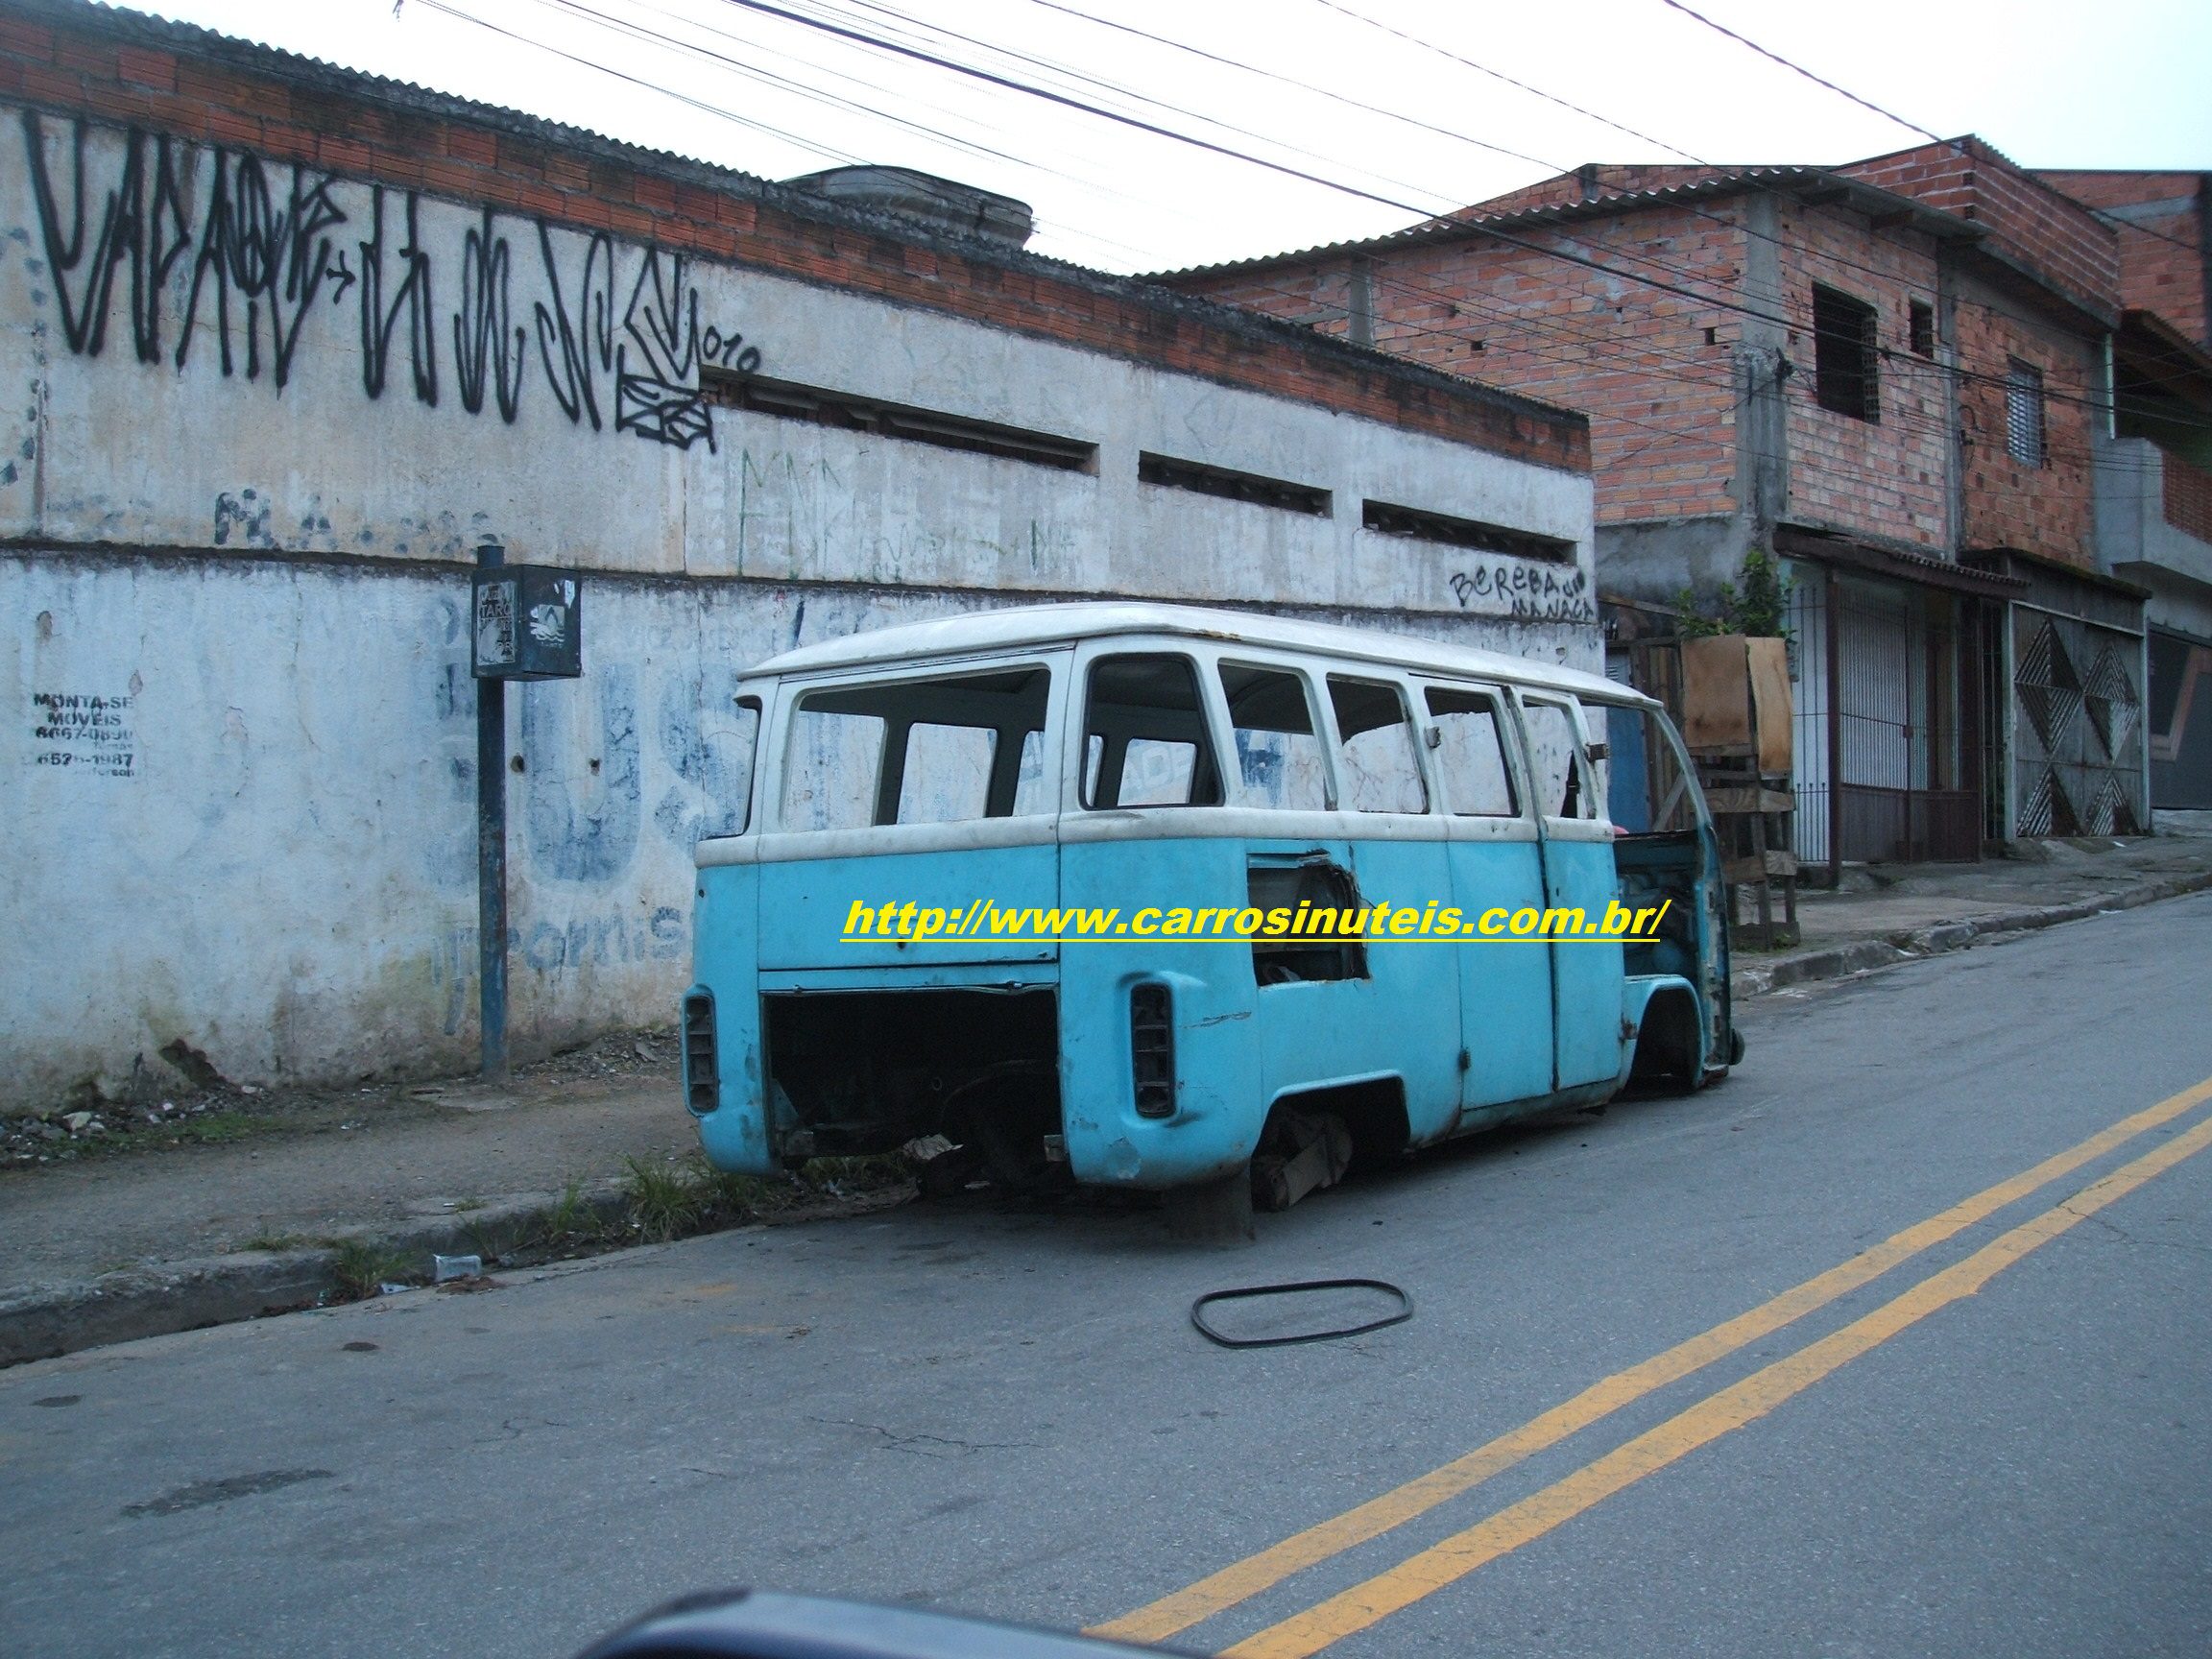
top-left (782, 166), bottom-right (1034, 248)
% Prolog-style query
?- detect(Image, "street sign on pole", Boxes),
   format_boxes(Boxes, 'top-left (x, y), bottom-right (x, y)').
top-left (470, 546), bottom-right (584, 1079)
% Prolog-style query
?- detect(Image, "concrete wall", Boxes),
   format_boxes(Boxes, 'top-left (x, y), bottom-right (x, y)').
top-left (2097, 438), bottom-right (2212, 639)
top-left (0, 108), bottom-right (1595, 1107)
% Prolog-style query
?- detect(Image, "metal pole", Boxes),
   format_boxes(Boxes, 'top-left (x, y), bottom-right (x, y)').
top-left (476, 542), bottom-right (509, 1080)
top-left (1826, 565), bottom-right (1843, 890)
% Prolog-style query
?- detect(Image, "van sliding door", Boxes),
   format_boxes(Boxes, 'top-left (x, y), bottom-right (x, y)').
top-left (1422, 684), bottom-right (1554, 1115)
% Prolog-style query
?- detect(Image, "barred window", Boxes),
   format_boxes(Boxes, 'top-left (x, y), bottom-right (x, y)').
top-left (2006, 359), bottom-right (2047, 469)
top-left (1812, 284), bottom-right (1880, 422)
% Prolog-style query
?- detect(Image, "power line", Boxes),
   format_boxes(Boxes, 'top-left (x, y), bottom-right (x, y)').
top-left (407, 0), bottom-right (860, 163)
top-left (1317, 0), bottom-right (1708, 166)
top-left (1653, 0), bottom-right (1950, 150)
top-left (1025, 0), bottom-right (1553, 173)
top-left (432, 0), bottom-right (2212, 443)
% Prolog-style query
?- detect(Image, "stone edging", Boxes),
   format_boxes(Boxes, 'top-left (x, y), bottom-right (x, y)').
top-left (1731, 869), bottom-right (2212, 1000)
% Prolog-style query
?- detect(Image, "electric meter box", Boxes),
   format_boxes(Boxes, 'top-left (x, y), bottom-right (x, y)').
top-left (472, 565), bottom-right (583, 681)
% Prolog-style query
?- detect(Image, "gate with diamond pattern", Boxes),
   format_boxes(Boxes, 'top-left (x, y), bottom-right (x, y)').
top-left (2011, 609), bottom-right (2147, 836)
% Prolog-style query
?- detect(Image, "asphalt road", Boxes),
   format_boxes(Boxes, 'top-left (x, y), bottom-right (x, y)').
top-left (5, 893), bottom-right (2210, 1659)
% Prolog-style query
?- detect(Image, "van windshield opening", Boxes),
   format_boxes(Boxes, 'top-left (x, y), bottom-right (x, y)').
top-left (1603, 703), bottom-right (1700, 835)
top-left (781, 666), bottom-right (1051, 830)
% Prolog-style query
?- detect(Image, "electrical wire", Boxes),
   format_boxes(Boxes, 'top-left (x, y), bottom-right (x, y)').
top-left (1653, 0), bottom-right (1951, 151)
top-left (417, 0), bottom-right (2212, 457)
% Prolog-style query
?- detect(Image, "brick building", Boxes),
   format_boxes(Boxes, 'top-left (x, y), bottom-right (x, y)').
top-left (2032, 170), bottom-right (2212, 808)
top-left (0, 0), bottom-right (1595, 1106)
top-left (1165, 139), bottom-right (2169, 862)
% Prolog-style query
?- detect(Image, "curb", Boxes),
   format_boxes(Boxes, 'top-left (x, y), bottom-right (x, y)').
top-left (1732, 868), bottom-right (2212, 1000)
top-left (0, 1185), bottom-right (633, 1369)
top-left (0, 1178), bottom-right (918, 1369)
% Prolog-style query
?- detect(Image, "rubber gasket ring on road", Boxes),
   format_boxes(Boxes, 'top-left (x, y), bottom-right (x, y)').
top-left (1190, 1278), bottom-right (1414, 1348)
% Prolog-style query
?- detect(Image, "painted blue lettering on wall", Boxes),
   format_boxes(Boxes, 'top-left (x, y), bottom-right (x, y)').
top-left (522, 665), bottom-right (640, 883)
top-left (653, 665), bottom-right (753, 848)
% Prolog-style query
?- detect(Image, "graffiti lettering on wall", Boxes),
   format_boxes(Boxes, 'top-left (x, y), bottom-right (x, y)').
top-left (1448, 561), bottom-right (1596, 624)
top-left (29, 690), bottom-right (134, 775)
top-left (21, 112), bottom-right (762, 451)
top-left (429, 908), bottom-right (687, 1035)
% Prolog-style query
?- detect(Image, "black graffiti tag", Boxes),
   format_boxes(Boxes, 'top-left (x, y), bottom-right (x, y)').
top-left (359, 185), bottom-right (437, 405)
top-left (614, 249), bottom-right (713, 451)
top-left (176, 148), bottom-right (347, 388)
top-left (1449, 562), bottom-right (1596, 623)
top-left (452, 205), bottom-right (523, 421)
top-left (22, 115), bottom-right (763, 446)
top-left (533, 223), bottom-right (615, 431)
top-left (23, 112), bottom-right (192, 364)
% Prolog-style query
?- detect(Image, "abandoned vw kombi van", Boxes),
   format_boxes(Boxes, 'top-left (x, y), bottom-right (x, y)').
top-left (682, 603), bottom-right (1737, 1210)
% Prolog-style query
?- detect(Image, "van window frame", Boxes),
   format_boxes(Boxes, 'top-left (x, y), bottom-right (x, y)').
top-left (1416, 679), bottom-right (1531, 824)
top-left (759, 650), bottom-right (1070, 843)
top-left (1512, 689), bottom-right (1604, 830)
top-left (1075, 647), bottom-right (1226, 811)
top-left (1320, 671), bottom-right (1431, 816)
top-left (1216, 656), bottom-right (1336, 813)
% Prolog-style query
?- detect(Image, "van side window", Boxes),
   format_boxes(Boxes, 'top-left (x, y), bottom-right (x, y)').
top-left (1082, 654), bottom-right (1222, 808)
top-left (782, 705), bottom-right (886, 831)
top-left (1521, 699), bottom-right (1596, 819)
top-left (781, 666), bottom-right (1051, 830)
top-left (1219, 662), bottom-right (1330, 810)
top-left (1328, 677), bottom-right (1427, 813)
top-left (897, 722), bottom-right (996, 824)
top-left (1424, 686), bottom-right (1518, 816)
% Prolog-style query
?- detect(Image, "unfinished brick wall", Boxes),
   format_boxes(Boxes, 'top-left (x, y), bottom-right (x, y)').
top-left (0, 0), bottom-right (1586, 473)
top-left (1952, 276), bottom-right (2099, 565)
top-left (1771, 201), bottom-right (1950, 550)
top-left (2035, 170), bottom-right (2209, 348)
top-left (1843, 139), bottom-right (2120, 322)
top-left (1174, 203), bottom-right (1743, 526)
top-left (1174, 192), bottom-right (1972, 550)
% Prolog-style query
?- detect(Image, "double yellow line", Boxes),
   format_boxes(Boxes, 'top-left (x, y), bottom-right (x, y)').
top-left (1092, 1073), bottom-right (2212, 1657)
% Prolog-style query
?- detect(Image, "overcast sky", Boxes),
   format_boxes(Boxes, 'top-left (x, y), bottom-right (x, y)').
top-left (122, 0), bottom-right (2212, 274)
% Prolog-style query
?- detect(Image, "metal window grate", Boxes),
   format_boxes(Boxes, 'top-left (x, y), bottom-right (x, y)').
top-left (1909, 300), bottom-right (1936, 359)
top-left (2005, 360), bottom-right (2047, 469)
top-left (1813, 284), bottom-right (1881, 422)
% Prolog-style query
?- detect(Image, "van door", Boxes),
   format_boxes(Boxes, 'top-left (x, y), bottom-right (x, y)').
top-left (1421, 683), bottom-right (1554, 1114)
top-left (1517, 692), bottom-right (1625, 1091)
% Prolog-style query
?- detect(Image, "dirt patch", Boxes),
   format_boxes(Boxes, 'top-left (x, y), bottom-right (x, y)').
top-left (1, 1026), bottom-right (681, 1170)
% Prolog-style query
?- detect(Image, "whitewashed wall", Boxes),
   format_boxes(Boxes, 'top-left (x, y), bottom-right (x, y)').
top-left (0, 108), bottom-right (1596, 1105)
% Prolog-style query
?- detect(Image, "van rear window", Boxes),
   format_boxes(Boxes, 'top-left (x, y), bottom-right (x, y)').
top-left (780, 666), bottom-right (1051, 830)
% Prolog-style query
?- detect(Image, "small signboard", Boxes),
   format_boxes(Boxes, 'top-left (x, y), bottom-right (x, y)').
top-left (472, 565), bottom-right (583, 680)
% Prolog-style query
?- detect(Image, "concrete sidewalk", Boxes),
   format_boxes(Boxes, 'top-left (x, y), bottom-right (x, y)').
top-left (1732, 811), bottom-right (2212, 995)
top-left (6, 813), bottom-right (2210, 1364)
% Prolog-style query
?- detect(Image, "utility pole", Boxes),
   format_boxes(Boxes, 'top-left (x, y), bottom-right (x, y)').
top-left (469, 544), bottom-right (583, 1083)
top-left (475, 542), bottom-right (509, 1080)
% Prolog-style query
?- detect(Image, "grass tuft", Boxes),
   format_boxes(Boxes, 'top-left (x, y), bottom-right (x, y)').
top-left (622, 1154), bottom-right (706, 1242)
top-left (328, 1238), bottom-right (414, 1302)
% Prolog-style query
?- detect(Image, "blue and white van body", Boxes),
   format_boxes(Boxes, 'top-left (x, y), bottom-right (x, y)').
top-left (682, 603), bottom-right (1734, 1200)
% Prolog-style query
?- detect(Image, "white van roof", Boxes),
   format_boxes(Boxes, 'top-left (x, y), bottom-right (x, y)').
top-left (747, 601), bottom-right (1642, 704)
